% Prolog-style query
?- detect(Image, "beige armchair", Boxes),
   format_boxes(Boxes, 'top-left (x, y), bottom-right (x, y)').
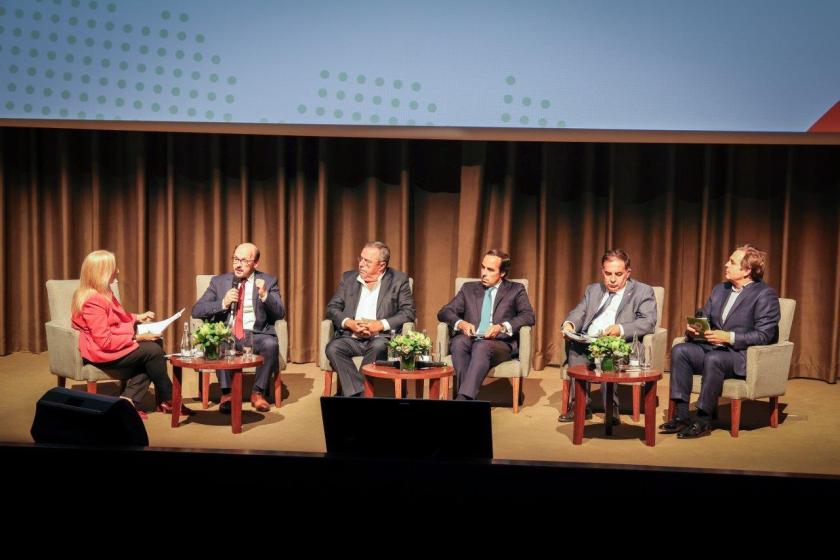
top-left (436, 278), bottom-right (532, 414)
top-left (320, 279), bottom-right (414, 396)
top-left (559, 286), bottom-right (667, 421)
top-left (667, 298), bottom-right (796, 437)
top-left (45, 279), bottom-right (122, 393)
top-left (193, 275), bottom-right (288, 409)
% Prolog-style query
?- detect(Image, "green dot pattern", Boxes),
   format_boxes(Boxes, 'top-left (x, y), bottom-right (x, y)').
top-left (499, 75), bottom-right (564, 128)
top-left (1, 3), bottom-right (239, 122)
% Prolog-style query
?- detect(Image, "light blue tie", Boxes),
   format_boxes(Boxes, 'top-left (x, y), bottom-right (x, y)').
top-left (477, 287), bottom-right (495, 335)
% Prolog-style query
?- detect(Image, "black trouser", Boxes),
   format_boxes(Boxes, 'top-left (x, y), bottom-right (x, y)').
top-left (670, 342), bottom-right (742, 416)
top-left (90, 341), bottom-right (172, 405)
top-left (216, 331), bottom-right (280, 393)
top-left (325, 334), bottom-right (389, 396)
top-left (450, 335), bottom-right (512, 399)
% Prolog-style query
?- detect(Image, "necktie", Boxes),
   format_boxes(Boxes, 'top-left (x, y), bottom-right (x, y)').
top-left (477, 287), bottom-right (495, 335)
top-left (233, 282), bottom-right (245, 339)
top-left (584, 292), bottom-right (616, 332)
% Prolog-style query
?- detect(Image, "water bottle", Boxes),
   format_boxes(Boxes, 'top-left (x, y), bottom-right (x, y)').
top-left (387, 330), bottom-right (396, 360)
top-left (629, 332), bottom-right (642, 368)
top-left (420, 329), bottom-right (430, 362)
top-left (180, 322), bottom-right (192, 358)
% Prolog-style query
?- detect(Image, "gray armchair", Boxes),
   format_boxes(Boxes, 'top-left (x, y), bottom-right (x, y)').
top-left (193, 275), bottom-right (288, 409)
top-left (667, 297), bottom-right (796, 437)
top-left (45, 279), bottom-right (122, 393)
top-left (320, 278), bottom-right (414, 396)
top-left (436, 278), bottom-right (532, 414)
top-left (559, 286), bottom-right (667, 421)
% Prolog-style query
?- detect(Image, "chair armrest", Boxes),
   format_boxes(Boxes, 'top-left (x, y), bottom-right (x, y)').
top-left (672, 336), bottom-right (687, 347)
top-left (643, 327), bottom-right (668, 373)
top-left (45, 321), bottom-right (83, 380)
top-left (745, 341), bottom-right (794, 400)
top-left (319, 319), bottom-right (334, 371)
top-left (436, 322), bottom-right (451, 357)
top-left (402, 322), bottom-right (415, 334)
top-left (518, 325), bottom-right (532, 377)
top-left (274, 319), bottom-right (288, 368)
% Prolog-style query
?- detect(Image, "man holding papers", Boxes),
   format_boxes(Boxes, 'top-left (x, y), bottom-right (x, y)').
top-left (192, 243), bottom-right (285, 412)
top-left (559, 249), bottom-right (657, 423)
top-left (437, 249), bottom-right (535, 401)
top-left (661, 244), bottom-right (780, 438)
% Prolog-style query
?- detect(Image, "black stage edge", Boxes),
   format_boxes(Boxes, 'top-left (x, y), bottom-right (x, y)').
top-left (4, 443), bottom-right (839, 502)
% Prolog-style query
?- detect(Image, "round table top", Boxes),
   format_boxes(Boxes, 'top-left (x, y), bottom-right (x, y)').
top-left (168, 353), bottom-right (264, 370)
top-left (361, 363), bottom-right (455, 380)
top-left (566, 363), bottom-right (662, 383)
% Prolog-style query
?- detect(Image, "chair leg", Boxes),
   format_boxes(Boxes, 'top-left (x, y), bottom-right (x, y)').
top-left (57, 377), bottom-right (67, 388)
top-left (512, 377), bottom-right (521, 414)
top-left (770, 396), bottom-right (779, 428)
top-left (632, 384), bottom-right (641, 422)
top-left (323, 371), bottom-right (333, 397)
top-left (730, 399), bottom-right (741, 437)
top-left (274, 372), bottom-right (282, 408)
top-left (86, 381), bottom-right (97, 394)
top-left (560, 379), bottom-right (570, 416)
top-left (202, 372), bottom-right (210, 409)
top-left (667, 399), bottom-right (675, 421)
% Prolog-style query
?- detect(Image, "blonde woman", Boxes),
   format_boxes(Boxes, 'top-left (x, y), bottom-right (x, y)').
top-left (71, 250), bottom-right (193, 419)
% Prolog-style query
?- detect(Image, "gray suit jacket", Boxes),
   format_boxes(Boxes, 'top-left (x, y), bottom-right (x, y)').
top-left (191, 271), bottom-right (285, 336)
top-left (325, 268), bottom-right (415, 335)
top-left (691, 280), bottom-right (780, 375)
top-left (437, 279), bottom-right (535, 356)
top-left (565, 279), bottom-right (657, 340)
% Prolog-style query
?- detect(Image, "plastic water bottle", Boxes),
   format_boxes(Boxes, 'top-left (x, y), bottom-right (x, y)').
top-left (629, 332), bottom-right (642, 368)
top-left (180, 322), bottom-right (192, 358)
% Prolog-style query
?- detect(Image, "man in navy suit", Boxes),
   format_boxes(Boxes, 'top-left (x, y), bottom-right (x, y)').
top-left (437, 249), bottom-right (535, 401)
top-left (192, 242), bottom-right (285, 412)
top-left (661, 244), bottom-right (781, 438)
top-left (325, 241), bottom-right (416, 397)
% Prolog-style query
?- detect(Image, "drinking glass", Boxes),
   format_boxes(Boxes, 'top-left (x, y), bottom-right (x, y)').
top-left (242, 331), bottom-right (253, 360)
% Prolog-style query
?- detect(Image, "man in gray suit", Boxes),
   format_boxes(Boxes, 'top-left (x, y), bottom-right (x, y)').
top-left (661, 244), bottom-right (780, 438)
top-left (325, 241), bottom-right (415, 397)
top-left (192, 242), bottom-right (285, 413)
top-left (438, 249), bottom-right (535, 401)
top-left (559, 249), bottom-right (657, 423)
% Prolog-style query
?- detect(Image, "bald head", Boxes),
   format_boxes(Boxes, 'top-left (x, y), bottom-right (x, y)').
top-left (232, 242), bottom-right (260, 278)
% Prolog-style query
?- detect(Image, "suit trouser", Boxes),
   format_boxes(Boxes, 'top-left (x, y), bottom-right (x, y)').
top-left (217, 331), bottom-right (279, 393)
top-left (566, 341), bottom-right (620, 410)
top-left (90, 340), bottom-right (171, 405)
top-left (450, 335), bottom-right (512, 399)
top-left (669, 342), bottom-right (742, 415)
top-left (325, 335), bottom-right (389, 396)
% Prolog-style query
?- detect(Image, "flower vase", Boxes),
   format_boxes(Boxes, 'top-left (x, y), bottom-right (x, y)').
top-left (601, 357), bottom-right (616, 372)
top-left (399, 354), bottom-right (417, 371)
top-left (204, 345), bottom-right (220, 361)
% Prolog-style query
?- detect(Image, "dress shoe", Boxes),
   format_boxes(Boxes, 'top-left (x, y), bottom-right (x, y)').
top-left (608, 405), bottom-right (620, 426)
top-left (156, 401), bottom-right (196, 416)
top-left (677, 420), bottom-right (712, 439)
top-left (219, 394), bottom-right (232, 414)
top-left (135, 408), bottom-right (148, 421)
top-left (659, 417), bottom-right (691, 434)
top-left (558, 406), bottom-right (593, 423)
top-left (250, 391), bottom-right (270, 412)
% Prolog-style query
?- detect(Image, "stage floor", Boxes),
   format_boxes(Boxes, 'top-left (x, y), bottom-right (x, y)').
top-left (3, 352), bottom-right (839, 476)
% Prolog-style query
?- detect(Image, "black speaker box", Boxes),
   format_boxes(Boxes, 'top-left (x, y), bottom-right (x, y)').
top-left (31, 387), bottom-right (149, 446)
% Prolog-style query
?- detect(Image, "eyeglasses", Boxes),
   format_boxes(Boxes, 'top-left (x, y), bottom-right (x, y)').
top-left (232, 257), bottom-right (254, 265)
top-left (358, 256), bottom-right (382, 266)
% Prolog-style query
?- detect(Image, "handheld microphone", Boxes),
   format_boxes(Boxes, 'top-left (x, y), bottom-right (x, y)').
top-left (229, 277), bottom-right (244, 320)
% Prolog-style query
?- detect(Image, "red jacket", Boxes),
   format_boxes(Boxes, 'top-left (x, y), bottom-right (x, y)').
top-left (72, 292), bottom-right (139, 363)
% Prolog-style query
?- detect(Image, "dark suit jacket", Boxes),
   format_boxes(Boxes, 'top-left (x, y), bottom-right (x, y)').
top-left (325, 268), bottom-right (415, 335)
top-left (437, 279), bottom-right (535, 356)
top-left (564, 279), bottom-right (657, 340)
top-left (192, 271), bottom-right (285, 336)
top-left (692, 280), bottom-right (780, 375)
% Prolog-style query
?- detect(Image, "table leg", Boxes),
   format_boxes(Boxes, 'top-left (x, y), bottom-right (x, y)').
top-left (414, 380), bottom-right (423, 399)
top-left (231, 369), bottom-right (243, 434)
top-left (644, 381), bottom-right (657, 447)
top-left (573, 378), bottom-right (587, 445)
top-left (605, 382), bottom-right (615, 436)
top-left (394, 378), bottom-right (403, 398)
top-left (171, 366), bottom-right (182, 428)
top-left (441, 376), bottom-right (449, 400)
top-left (429, 378), bottom-right (441, 400)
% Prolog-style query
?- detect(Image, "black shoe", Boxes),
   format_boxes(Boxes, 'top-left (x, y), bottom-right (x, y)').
top-left (558, 406), bottom-right (593, 423)
top-left (677, 420), bottom-right (712, 439)
top-left (608, 405), bottom-right (620, 426)
top-left (219, 394), bottom-right (232, 414)
top-left (659, 417), bottom-right (691, 434)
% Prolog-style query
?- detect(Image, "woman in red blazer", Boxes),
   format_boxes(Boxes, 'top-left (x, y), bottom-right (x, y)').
top-left (71, 250), bottom-right (193, 419)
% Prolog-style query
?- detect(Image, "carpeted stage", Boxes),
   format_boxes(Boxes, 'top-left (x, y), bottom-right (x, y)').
top-left (3, 352), bottom-right (839, 498)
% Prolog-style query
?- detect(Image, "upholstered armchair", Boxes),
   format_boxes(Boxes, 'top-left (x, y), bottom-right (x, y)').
top-left (193, 275), bottom-right (288, 409)
top-left (667, 298), bottom-right (796, 437)
top-left (436, 278), bottom-right (532, 414)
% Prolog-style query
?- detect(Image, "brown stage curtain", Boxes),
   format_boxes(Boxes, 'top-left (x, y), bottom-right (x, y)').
top-left (1, 128), bottom-right (838, 383)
